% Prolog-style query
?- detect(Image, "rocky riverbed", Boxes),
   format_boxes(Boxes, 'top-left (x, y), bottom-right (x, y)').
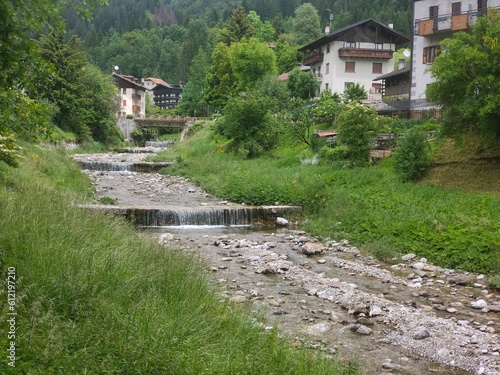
top-left (75, 150), bottom-right (500, 375)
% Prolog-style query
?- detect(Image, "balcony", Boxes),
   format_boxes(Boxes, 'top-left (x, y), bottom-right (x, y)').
top-left (132, 93), bottom-right (142, 100)
top-left (303, 51), bottom-right (324, 66)
top-left (338, 48), bottom-right (393, 60)
top-left (414, 6), bottom-right (499, 36)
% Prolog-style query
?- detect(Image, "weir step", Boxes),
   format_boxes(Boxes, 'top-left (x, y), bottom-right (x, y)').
top-left (77, 161), bottom-right (172, 173)
top-left (81, 205), bottom-right (303, 227)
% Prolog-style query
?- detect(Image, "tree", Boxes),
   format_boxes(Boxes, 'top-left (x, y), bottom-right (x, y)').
top-left (275, 39), bottom-right (301, 74)
top-left (337, 103), bottom-right (377, 164)
top-left (343, 82), bottom-right (368, 103)
top-left (215, 94), bottom-right (278, 158)
top-left (205, 42), bottom-right (236, 110)
top-left (0, 0), bottom-right (106, 164)
top-left (247, 10), bottom-right (276, 43)
top-left (313, 90), bottom-right (343, 128)
top-left (393, 128), bottom-right (429, 182)
top-left (177, 48), bottom-right (210, 116)
top-left (253, 74), bottom-right (291, 113)
top-left (30, 28), bottom-right (122, 144)
top-left (229, 38), bottom-right (277, 91)
top-left (225, 5), bottom-right (254, 44)
top-left (427, 13), bottom-right (500, 144)
top-left (287, 68), bottom-right (319, 100)
top-left (292, 3), bottom-right (322, 46)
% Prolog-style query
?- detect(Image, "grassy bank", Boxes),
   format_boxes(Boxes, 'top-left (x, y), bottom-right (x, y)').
top-left (152, 126), bottom-right (500, 275)
top-left (0, 144), bottom-right (357, 374)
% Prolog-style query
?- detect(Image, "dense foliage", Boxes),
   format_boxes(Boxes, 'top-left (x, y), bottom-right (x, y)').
top-left (427, 13), bottom-right (500, 145)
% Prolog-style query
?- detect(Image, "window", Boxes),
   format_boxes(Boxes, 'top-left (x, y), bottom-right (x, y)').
top-left (374, 43), bottom-right (383, 50)
top-left (478, 0), bottom-right (488, 15)
top-left (122, 88), bottom-right (126, 94)
top-left (371, 83), bottom-right (382, 94)
top-left (429, 5), bottom-right (439, 19)
top-left (452, 2), bottom-right (461, 15)
top-left (372, 63), bottom-right (383, 74)
top-left (326, 44), bottom-right (330, 53)
top-left (326, 63), bottom-right (330, 74)
top-left (345, 62), bottom-right (355, 73)
top-left (344, 41), bottom-right (356, 48)
top-left (325, 83), bottom-right (329, 91)
top-left (122, 100), bottom-right (126, 106)
top-left (423, 45), bottom-right (439, 64)
top-left (344, 82), bottom-right (354, 91)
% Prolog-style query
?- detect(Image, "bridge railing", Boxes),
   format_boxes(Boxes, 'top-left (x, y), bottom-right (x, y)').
top-left (135, 115), bottom-right (197, 122)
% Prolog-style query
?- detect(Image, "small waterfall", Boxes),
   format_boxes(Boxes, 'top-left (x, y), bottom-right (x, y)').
top-left (145, 141), bottom-right (172, 148)
top-left (134, 208), bottom-right (254, 227)
top-left (78, 161), bottom-right (133, 172)
top-left (77, 161), bottom-right (172, 173)
top-left (125, 206), bottom-right (303, 227)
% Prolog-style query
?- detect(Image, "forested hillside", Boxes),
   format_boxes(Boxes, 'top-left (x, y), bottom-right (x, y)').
top-left (64, 0), bottom-right (412, 86)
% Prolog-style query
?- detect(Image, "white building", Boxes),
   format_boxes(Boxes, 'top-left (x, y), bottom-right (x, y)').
top-left (411, 0), bottom-right (500, 109)
top-left (299, 19), bottom-right (409, 101)
top-left (113, 73), bottom-right (146, 117)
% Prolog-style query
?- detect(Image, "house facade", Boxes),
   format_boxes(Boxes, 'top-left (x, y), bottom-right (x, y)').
top-left (151, 83), bottom-right (183, 110)
top-left (411, 0), bottom-right (500, 109)
top-left (113, 73), bottom-right (146, 117)
top-left (299, 19), bottom-right (409, 100)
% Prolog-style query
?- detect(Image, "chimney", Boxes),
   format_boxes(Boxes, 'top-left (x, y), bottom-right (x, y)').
top-left (325, 25), bottom-right (330, 35)
top-left (398, 59), bottom-right (406, 69)
top-left (388, 22), bottom-right (394, 29)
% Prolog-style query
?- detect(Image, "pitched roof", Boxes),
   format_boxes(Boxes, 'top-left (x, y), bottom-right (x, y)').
top-left (112, 73), bottom-right (146, 91)
top-left (298, 18), bottom-right (410, 52)
top-left (146, 77), bottom-right (169, 85)
top-left (374, 66), bottom-right (411, 81)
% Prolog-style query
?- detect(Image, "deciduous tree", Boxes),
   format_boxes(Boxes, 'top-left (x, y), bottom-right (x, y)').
top-left (427, 13), bottom-right (500, 144)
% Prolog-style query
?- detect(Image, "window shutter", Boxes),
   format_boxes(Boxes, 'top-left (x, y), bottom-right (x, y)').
top-left (423, 47), bottom-right (428, 64)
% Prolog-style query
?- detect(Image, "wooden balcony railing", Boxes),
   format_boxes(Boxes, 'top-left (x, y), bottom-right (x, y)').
top-left (338, 48), bottom-right (393, 59)
top-left (303, 51), bottom-right (324, 65)
top-left (414, 6), bottom-right (500, 36)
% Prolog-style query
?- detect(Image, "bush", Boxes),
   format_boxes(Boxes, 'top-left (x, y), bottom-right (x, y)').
top-left (488, 275), bottom-right (500, 291)
top-left (393, 128), bottom-right (430, 182)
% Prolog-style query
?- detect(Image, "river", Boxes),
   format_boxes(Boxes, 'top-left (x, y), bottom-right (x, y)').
top-left (73, 148), bottom-right (500, 375)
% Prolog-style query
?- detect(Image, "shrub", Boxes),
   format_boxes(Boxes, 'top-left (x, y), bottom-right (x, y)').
top-left (393, 128), bottom-right (430, 182)
top-left (488, 275), bottom-right (500, 291)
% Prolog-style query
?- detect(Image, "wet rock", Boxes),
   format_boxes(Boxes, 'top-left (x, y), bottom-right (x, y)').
top-left (413, 328), bottom-right (430, 340)
top-left (401, 253), bottom-right (416, 262)
top-left (276, 217), bottom-right (289, 226)
top-left (450, 274), bottom-right (475, 285)
top-left (369, 305), bottom-right (383, 317)
top-left (230, 295), bottom-right (247, 303)
top-left (471, 299), bottom-right (488, 309)
top-left (301, 242), bottom-right (326, 255)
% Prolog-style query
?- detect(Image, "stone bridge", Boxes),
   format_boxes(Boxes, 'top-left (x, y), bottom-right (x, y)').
top-left (117, 116), bottom-right (198, 140)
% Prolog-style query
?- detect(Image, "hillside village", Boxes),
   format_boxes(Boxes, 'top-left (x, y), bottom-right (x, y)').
top-left (113, 0), bottom-right (500, 120)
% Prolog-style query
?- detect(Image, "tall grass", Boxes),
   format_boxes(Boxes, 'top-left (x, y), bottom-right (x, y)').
top-left (0, 145), bottom-right (356, 374)
top-left (152, 126), bottom-right (500, 274)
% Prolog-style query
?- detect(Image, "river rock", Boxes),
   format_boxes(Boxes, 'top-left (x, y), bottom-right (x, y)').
top-left (276, 217), bottom-right (289, 226)
top-left (450, 274), bottom-right (475, 285)
top-left (158, 232), bottom-right (175, 244)
top-left (471, 299), bottom-right (488, 309)
top-left (301, 242), bottom-right (325, 255)
top-left (413, 328), bottom-right (430, 340)
top-left (369, 305), bottom-right (383, 316)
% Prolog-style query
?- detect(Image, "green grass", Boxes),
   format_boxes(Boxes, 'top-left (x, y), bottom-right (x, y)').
top-left (0, 145), bottom-right (357, 374)
top-left (152, 126), bottom-right (500, 274)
